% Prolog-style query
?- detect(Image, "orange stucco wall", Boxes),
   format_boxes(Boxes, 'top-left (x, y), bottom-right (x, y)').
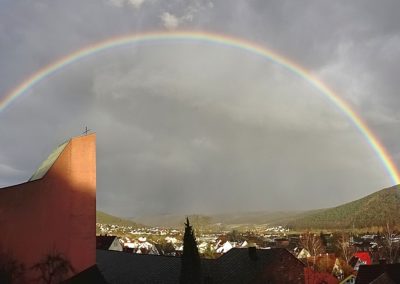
top-left (0, 134), bottom-right (96, 280)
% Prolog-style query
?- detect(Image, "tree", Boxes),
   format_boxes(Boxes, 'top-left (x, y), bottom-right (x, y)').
top-left (380, 221), bottom-right (399, 263)
top-left (335, 259), bottom-right (354, 280)
top-left (32, 250), bottom-right (74, 284)
top-left (300, 232), bottom-right (324, 257)
top-left (319, 232), bottom-right (328, 248)
top-left (158, 241), bottom-right (176, 256)
top-left (180, 217), bottom-right (202, 284)
top-left (202, 244), bottom-right (217, 259)
top-left (0, 251), bottom-right (25, 284)
top-left (299, 231), bottom-right (325, 270)
top-left (335, 232), bottom-right (354, 263)
top-left (227, 230), bottom-right (242, 242)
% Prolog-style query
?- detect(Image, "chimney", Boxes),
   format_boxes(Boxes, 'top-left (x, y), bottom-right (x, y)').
top-left (248, 246), bottom-right (258, 260)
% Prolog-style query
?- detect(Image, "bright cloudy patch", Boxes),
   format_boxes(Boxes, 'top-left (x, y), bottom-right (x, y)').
top-left (107, 0), bottom-right (145, 9)
top-left (128, 0), bottom-right (145, 9)
top-left (161, 12), bottom-right (179, 29)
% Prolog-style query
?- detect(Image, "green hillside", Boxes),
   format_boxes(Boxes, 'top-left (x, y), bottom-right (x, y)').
top-left (132, 214), bottom-right (213, 229)
top-left (112, 185), bottom-right (400, 230)
top-left (96, 210), bottom-right (144, 228)
top-left (286, 185), bottom-right (400, 229)
top-left (212, 210), bottom-right (318, 225)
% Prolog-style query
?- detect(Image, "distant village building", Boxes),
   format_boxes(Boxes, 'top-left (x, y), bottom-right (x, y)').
top-left (349, 252), bottom-right (372, 271)
top-left (216, 240), bottom-right (233, 254)
top-left (304, 267), bottom-right (339, 284)
top-left (297, 248), bottom-right (311, 259)
top-left (123, 237), bottom-right (160, 255)
top-left (274, 237), bottom-right (290, 248)
top-left (340, 275), bottom-right (356, 284)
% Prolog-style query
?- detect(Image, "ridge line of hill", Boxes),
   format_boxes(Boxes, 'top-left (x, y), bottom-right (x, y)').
top-left (97, 184), bottom-right (400, 230)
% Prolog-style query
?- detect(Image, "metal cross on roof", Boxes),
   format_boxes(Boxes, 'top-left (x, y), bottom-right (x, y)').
top-left (83, 126), bottom-right (91, 135)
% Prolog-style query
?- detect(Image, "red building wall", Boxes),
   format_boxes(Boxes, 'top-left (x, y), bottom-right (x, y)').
top-left (0, 134), bottom-right (96, 281)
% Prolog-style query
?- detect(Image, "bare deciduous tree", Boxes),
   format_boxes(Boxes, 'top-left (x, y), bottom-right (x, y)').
top-left (32, 250), bottom-right (74, 284)
top-left (380, 221), bottom-right (399, 264)
top-left (299, 231), bottom-right (325, 271)
top-left (299, 232), bottom-right (324, 257)
top-left (0, 251), bottom-right (25, 284)
top-left (335, 232), bottom-right (354, 263)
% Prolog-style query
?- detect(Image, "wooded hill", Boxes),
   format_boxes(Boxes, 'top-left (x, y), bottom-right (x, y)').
top-left (96, 210), bottom-right (144, 228)
top-left (286, 185), bottom-right (400, 229)
top-left (98, 185), bottom-right (400, 230)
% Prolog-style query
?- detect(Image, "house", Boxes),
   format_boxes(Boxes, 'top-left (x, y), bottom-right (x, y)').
top-left (215, 241), bottom-right (233, 253)
top-left (122, 239), bottom-right (159, 255)
top-left (340, 275), bottom-right (356, 284)
top-left (96, 247), bottom-right (305, 283)
top-left (96, 249), bottom-right (181, 283)
top-left (96, 236), bottom-right (123, 251)
top-left (210, 247), bottom-right (305, 283)
top-left (298, 248), bottom-right (311, 259)
top-left (353, 241), bottom-right (373, 252)
top-left (304, 267), bottom-right (339, 284)
top-left (274, 238), bottom-right (290, 248)
top-left (355, 262), bottom-right (400, 284)
top-left (349, 252), bottom-right (371, 271)
top-left (353, 252), bottom-right (371, 265)
top-left (369, 272), bottom-right (395, 284)
top-left (303, 254), bottom-right (342, 284)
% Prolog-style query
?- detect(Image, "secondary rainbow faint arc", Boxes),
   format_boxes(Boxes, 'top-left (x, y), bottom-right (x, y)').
top-left (1, 30), bottom-right (399, 185)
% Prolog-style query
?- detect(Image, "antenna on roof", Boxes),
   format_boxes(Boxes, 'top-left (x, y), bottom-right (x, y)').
top-left (83, 126), bottom-right (91, 135)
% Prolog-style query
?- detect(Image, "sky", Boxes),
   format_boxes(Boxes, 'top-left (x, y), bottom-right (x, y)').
top-left (0, 0), bottom-right (400, 217)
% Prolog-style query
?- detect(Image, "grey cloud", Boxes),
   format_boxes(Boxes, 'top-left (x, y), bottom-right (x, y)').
top-left (0, 0), bottom-right (399, 217)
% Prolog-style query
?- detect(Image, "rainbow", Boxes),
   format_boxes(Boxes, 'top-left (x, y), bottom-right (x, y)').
top-left (1, 31), bottom-right (399, 185)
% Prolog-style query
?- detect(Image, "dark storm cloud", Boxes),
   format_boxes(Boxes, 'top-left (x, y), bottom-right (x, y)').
top-left (0, 0), bottom-right (399, 217)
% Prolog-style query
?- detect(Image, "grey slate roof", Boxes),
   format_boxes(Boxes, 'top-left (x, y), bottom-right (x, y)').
top-left (29, 140), bottom-right (69, 181)
top-left (62, 265), bottom-right (109, 284)
top-left (370, 272), bottom-right (396, 284)
top-left (208, 248), bottom-right (305, 284)
top-left (97, 236), bottom-right (118, 250)
top-left (356, 263), bottom-right (400, 284)
top-left (97, 248), bottom-right (305, 284)
top-left (211, 248), bottom-right (278, 283)
top-left (97, 249), bottom-right (181, 284)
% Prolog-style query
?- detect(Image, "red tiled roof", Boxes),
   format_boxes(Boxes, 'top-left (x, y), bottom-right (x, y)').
top-left (304, 267), bottom-right (338, 284)
top-left (354, 252), bottom-right (371, 265)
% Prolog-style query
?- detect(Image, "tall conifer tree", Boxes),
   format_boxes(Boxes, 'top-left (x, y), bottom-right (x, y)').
top-left (180, 217), bottom-right (202, 284)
